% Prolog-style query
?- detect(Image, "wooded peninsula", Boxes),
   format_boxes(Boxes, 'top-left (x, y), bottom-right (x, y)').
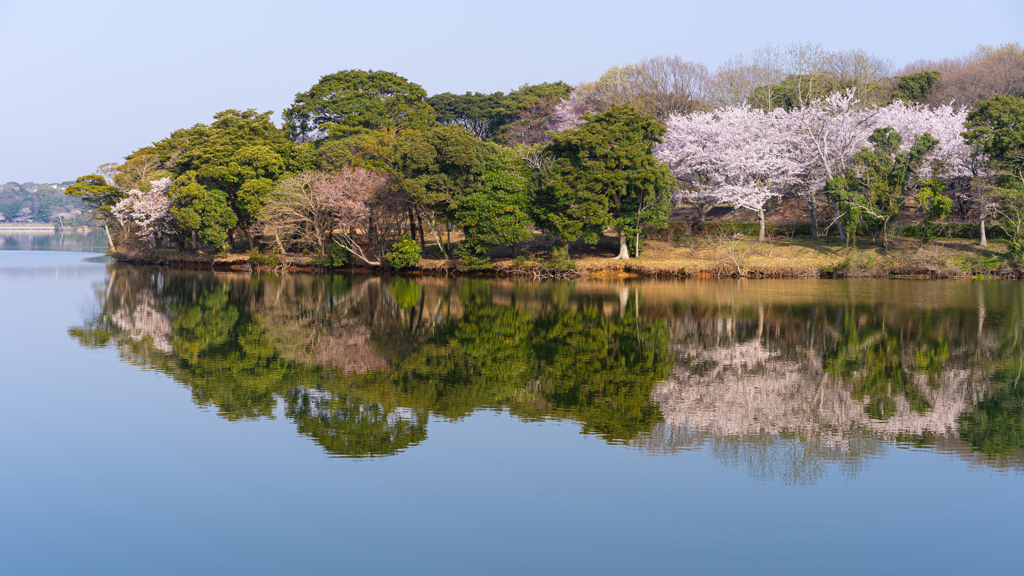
top-left (64, 42), bottom-right (1024, 278)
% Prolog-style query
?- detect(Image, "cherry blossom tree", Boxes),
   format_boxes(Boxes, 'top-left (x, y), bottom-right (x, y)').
top-left (658, 106), bottom-right (798, 240)
top-left (780, 91), bottom-right (878, 241)
top-left (111, 177), bottom-right (174, 243)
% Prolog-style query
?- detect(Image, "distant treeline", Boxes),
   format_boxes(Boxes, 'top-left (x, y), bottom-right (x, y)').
top-left (64, 42), bottom-right (1024, 267)
top-left (0, 181), bottom-right (90, 226)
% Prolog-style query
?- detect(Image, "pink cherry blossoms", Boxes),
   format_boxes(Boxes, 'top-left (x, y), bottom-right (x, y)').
top-left (111, 177), bottom-right (174, 240)
top-left (656, 90), bottom-right (974, 238)
top-left (657, 106), bottom-right (799, 239)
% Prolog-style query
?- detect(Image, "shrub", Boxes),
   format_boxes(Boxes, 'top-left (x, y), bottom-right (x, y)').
top-left (385, 236), bottom-right (421, 269)
top-left (248, 248), bottom-right (282, 267)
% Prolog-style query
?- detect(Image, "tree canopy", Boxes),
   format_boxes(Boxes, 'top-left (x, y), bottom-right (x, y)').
top-left (283, 70), bottom-right (437, 141)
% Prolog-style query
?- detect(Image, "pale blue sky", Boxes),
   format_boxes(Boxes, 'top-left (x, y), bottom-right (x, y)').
top-left (1, 0), bottom-right (1021, 182)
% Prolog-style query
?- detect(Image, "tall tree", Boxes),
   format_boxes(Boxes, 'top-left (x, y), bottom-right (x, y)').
top-left (283, 70), bottom-right (436, 141)
top-left (538, 105), bottom-right (674, 258)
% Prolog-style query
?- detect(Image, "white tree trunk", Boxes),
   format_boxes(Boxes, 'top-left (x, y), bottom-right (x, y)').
top-left (980, 218), bottom-right (987, 247)
top-left (757, 209), bottom-right (766, 242)
top-left (615, 233), bottom-right (630, 259)
top-left (102, 218), bottom-right (114, 250)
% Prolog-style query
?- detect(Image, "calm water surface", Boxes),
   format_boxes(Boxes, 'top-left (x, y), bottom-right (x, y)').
top-left (2, 234), bottom-right (1023, 575)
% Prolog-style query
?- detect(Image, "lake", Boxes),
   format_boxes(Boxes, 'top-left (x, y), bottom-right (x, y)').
top-left (2, 232), bottom-right (1023, 575)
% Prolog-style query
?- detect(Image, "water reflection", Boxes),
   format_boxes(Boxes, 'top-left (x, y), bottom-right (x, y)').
top-left (71, 267), bottom-right (670, 457)
top-left (70, 268), bottom-right (1024, 479)
top-left (0, 229), bottom-right (106, 252)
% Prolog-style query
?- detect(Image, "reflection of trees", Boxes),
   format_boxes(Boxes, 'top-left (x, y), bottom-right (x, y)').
top-left (634, 280), bottom-right (1024, 478)
top-left (70, 269), bottom-right (1024, 472)
top-left (285, 389), bottom-right (428, 457)
top-left (69, 267), bottom-right (672, 454)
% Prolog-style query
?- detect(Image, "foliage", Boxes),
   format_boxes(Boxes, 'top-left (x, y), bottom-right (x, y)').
top-left (537, 105), bottom-right (673, 257)
top-left (398, 125), bottom-right (488, 218)
top-left (825, 128), bottom-right (941, 245)
top-left (66, 175), bottom-right (123, 220)
top-left (283, 70), bottom-right (436, 141)
top-left (455, 145), bottom-right (534, 268)
top-left (385, 236), bottom-right (421, 269)
top-left (964, 95), bottom-right (1024, 190)
top-left (248, 248), bottom-right (282, 267)
top-left (168, 171), bottom-right (237, 250)
top-left (890, 70), bottom-right (942, 104)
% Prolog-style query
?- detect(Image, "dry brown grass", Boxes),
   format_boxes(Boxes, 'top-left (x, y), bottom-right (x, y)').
top-left (113, 234), bottom-right (1014, 279)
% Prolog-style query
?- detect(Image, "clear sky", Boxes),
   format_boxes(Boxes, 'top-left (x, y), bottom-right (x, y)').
top-left (1, 0), bottom-right (1021, 183)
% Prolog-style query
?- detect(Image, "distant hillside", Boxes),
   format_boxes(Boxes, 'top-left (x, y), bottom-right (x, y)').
top-left (0, 181), bottom-right (92, 226)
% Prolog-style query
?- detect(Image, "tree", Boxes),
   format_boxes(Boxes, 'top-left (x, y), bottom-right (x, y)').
top-left (964, 96), bottom-right (1024, 256)
top-left (890, 71), bottom-right (942, 104)
top-left (398, 125), bottom-right (488, 249)
top-left (282, 70), bottom-right (436, 141)
top-left (658, 106), bottom-right (798, 240)
top-left (965, 96), bottom-right (1024, 189)
top-left (111, 177), bottom-right (174, 244)
top-left (168, 171), bottom-right (237, 251)
top-left (825, 128), bottom-right (944, 245)
top-left (782, 91), bottom-right (878, 241)
top-left (454, 145), bottom-right (535, 268)
top-left (538, 105), bottom-right (674, 258)
top-left (66, 174), bottom-right (125, 248)
top-left (426, 91), bottom-right (508, 140)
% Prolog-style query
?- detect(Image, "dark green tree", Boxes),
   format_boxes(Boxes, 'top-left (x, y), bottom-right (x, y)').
top-left (168, 171), bottom-right (237, 251)
top-left (398, 125), bottom-right (488, 249)
top-left (455, 145), bottom-right (535, 268)
top-left (890, 71), bottom-right (942, 104)
top-left (283, 70), bottom-right (436, 141)
top-left (536, 105), bottom-right (674, 258)
top-left (426, 91), bottom-right (508, 140)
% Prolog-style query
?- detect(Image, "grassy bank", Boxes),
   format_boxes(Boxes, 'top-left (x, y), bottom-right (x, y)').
top-left (112, 234), bottom-right (1020, 280)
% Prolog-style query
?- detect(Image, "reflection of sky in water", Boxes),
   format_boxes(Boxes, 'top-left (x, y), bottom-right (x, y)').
top-left (3, 250), bottom-right (1024, 575)
top-left (0, 230), bottom-right (107, 252)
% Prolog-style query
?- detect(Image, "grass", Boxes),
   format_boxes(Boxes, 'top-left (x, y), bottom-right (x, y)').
top-left (112, 233), bottom-right (1019, 279)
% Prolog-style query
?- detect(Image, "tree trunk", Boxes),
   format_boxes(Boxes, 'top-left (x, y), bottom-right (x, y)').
top-left (416, 214), bottom-right (426, 251)
top-left (809, 203), bottom-right (819, 239)
top-left (757, 209), bottom-right (766, 242)
top-left (408, 209), bottom-right (420, 247)
top-left (102, 218), bottom-right (114, 250)
top-left (615, 233), bottom-right (630, 259)
top-left (980, 217), bottom-right (988, 247)
top-left (245, 227), bottom-right (254, 250)
top-left (833, 202), bottom-right (848, 243)
top-left (191, 231), bottom-right (198, 252)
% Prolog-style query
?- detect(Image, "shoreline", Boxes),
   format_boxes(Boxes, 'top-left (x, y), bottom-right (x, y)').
top-left (111, 237), bottom-right (1022, 280)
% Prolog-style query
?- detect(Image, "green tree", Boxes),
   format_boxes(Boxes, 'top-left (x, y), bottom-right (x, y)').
top-left (426, 91), bottom-right (508, 140)
top-left (825, 127), bottom-right (942, 246)
top-left (283, 70), bottom-right (436, 141)
top-left (65, 174), bottom-right (124, 248)
top-left (398, 125), bottom-right (488, 249)
top-left (891, 70), bottom-right (942, 104)
top-left (965, 96), bottom-right (1024, 260)
top-left (455, 145), bottom-right (535, 268)
top-left (168, 171), bottom-right (237, 251)
top-left (536, 105), bottom-right (674, 259)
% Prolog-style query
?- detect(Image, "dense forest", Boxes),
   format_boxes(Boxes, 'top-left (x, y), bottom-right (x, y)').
top-left (0, 181), bottom-right (90, 226)
top-left (66, 42), bottom-right (1024, 269)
